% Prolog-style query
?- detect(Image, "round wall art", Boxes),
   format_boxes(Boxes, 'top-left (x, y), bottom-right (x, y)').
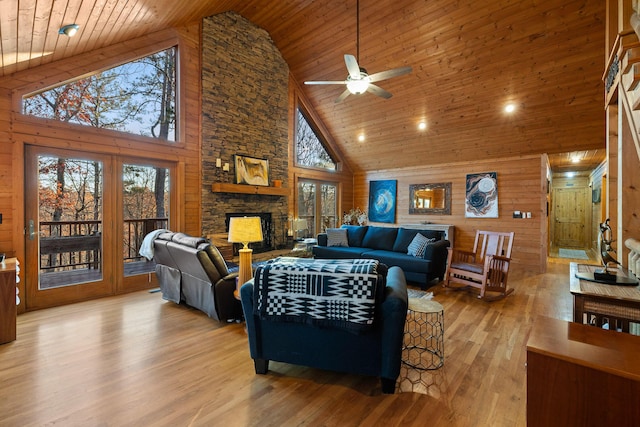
top-left (368, 180), bottom-right (397, 223)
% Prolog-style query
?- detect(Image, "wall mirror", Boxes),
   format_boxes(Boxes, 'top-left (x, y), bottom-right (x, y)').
top-left (409, 182), bottom-right (452, 215)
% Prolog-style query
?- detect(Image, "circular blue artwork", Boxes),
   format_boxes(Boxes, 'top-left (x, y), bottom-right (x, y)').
top-left (369, 180), bottom-right (396, 223)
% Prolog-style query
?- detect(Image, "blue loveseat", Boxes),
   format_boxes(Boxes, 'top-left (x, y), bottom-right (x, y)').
top-left (313, 225), bottom-right (450, 289)
top-left (240, 258), bottom-right (408, 394)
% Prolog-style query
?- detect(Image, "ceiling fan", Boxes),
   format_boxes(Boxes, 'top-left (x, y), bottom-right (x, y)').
top-left (304, 0), bottom-right (412, 103)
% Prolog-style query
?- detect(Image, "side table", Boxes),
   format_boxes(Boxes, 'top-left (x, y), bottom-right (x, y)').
top-left (403, 298), bottom-right (444, 370)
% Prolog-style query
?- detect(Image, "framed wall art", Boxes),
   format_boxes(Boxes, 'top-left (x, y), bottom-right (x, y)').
top-left (465, 172), bottom-right (498, 218)
top-left (234, 154), bottom-right (269, 186)
top-left (368, 180), bottom-right (397, 223)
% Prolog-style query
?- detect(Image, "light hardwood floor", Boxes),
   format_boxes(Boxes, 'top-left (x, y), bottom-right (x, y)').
top-left (0, 258), bottom-right (580, 426)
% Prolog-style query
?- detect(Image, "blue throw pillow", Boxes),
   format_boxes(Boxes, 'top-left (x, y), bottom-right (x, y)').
top-left (361, 226), bottom-right (398, 251)
top-left (392, 228), bottom-right (421, 252)
top-left (340, 225), bottom-right (368, 247)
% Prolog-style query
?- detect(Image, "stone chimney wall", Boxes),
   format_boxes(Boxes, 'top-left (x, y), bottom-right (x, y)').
top-left (201, 12), bottom-right (290, 247)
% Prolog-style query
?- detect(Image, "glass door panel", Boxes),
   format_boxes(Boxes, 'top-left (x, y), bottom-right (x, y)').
top-left (38, 156), bottom-right (103, 288)
top-left (297, 182), bottom-right (316, 239)
top-left (122, 163), bottom-right (170, 277)
top-left (25, 146), bottom-right (113, 309)
top-left (297, 180), bottom-right (338, 238)
top-left (320, 184), bottom-right (337, 232)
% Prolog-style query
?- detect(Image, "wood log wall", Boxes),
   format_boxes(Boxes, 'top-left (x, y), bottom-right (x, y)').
top-left (355, 155), bottom-right (548, 275)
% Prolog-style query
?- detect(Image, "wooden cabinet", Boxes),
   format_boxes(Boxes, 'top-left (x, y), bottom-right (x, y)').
top-left (0, 258), bottom-right (18, 344)
top-left (526, 316), bottom-right (640, 427)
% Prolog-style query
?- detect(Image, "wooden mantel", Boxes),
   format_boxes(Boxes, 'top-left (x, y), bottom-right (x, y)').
top-left (211, 183), bottom-right (290, 196)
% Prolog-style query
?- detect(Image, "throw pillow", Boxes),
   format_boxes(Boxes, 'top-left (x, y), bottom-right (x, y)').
top-left (326, 228), bottom-right (349, 247)
top-left (407, 233), bottom-right (435, 258)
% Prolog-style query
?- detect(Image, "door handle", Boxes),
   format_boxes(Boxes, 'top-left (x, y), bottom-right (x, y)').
top-left (28, 219), bottom-right (36, 240)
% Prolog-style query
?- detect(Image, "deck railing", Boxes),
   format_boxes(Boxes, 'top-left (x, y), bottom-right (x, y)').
top-left (39, 218), bottom-right (168, 272)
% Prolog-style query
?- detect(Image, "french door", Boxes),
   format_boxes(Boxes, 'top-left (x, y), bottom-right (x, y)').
top-left (25, 146), bottom-right (113, 309)
top-left (25, 146), bottom-right (175, 309)
top-left (297, 180), bottom-right (338, 238)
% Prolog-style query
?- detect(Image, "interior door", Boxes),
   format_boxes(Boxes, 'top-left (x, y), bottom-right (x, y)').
top-left (553, 187), bottom-right (589, 248)
top-left (24, 146), bottom-right (114, 309)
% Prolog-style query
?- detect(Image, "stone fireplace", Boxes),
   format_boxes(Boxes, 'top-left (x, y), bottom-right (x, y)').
top-left (200, 12), bottom-right (290, 250)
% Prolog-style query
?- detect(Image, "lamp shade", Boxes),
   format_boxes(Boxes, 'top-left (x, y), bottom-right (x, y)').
top-left (228, 217), bottom-right (263, 246)
top-left (293, 219), bottom-right (308, 230)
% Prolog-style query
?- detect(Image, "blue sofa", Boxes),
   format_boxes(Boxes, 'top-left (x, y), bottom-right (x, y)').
top-left (313, 225), bottom-right (450, 289)
top-left (240, 260), bottom-right (408, 394)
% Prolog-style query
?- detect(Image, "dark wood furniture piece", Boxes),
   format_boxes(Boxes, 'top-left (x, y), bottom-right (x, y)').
top-left (570, 262), bottom-right (640, 334)
top-left (0, 258), bottom-right (19, 344)
top-left (527, 316), bottom-right (640, 427)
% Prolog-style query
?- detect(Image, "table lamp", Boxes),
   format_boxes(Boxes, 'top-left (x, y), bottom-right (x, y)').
top-left (228, 216), bottom-right (264, 293)
top-left (293, 218), bottom-right (308, 240)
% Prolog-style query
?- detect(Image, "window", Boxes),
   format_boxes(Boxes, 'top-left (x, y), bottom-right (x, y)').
top-left (23, 47), bottom-right (177, 141)
top-left (295, 108), bottom-right (336, 170)
top-left (297, 180), bottom-right (338, 238)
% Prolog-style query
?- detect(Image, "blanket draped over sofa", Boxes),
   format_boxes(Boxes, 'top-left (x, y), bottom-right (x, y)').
top-left (254, 258), bottom-right (380, 334)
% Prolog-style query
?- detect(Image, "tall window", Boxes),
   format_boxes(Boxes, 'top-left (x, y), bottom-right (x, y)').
top-left (295, 108), bottom-right (336, 170)
top-left (297, 180), bottom-right (337, 238)
top-left (23, 47), bottom-right (177, 141)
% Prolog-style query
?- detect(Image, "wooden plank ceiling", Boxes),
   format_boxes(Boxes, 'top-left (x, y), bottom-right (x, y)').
top-left (0, 0), bottom-right (606, 173)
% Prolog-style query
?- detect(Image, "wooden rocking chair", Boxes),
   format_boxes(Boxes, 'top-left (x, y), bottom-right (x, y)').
top-left (443, 230), bottom-right (515, 300)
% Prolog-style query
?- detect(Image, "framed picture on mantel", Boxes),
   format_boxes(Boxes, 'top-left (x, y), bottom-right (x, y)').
top-left (234, 154), bottom-right (269, 186)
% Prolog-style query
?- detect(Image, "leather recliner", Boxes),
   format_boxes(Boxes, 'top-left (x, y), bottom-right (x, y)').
top-left (153, 231), bottom-right (242, 321)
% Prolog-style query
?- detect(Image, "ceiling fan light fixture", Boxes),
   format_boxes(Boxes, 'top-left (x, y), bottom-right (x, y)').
top-left (59, 24), bottom-right (80, 37)
top-left (346, 78), bottom-right (370, 95)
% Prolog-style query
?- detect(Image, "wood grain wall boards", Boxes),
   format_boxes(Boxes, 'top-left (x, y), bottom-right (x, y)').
top-left (0, 0), bottom-right (607, 174)
top-left (355, 155), bottom-right (548, 275)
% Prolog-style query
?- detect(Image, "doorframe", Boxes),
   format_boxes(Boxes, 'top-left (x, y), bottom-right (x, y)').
top-left (116, 157), bottom-right (178, 293)
top-left (24, 145), bottom-right (116, 310)
top-left (550, 174), bottom-right (591, 250)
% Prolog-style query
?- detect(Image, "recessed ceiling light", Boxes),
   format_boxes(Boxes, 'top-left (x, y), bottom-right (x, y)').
top-left (566, 172), bottom-right (575, 178)
top-left (418, 122), bottom-right (427, 131)
top-left (504, 103), bottom-right (516, 113)
top-left (59, 24), bottom-right (80, 37)
top-left (358, 134), bottom-right (365, 142)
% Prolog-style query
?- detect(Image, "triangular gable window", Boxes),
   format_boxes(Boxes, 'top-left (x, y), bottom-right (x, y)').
top-left (295, 108), bottom-right (337, 170)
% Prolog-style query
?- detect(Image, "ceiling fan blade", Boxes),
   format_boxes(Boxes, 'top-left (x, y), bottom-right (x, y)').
top-left (304, 81), bottom-right (347, 85)
top-left (335, 89), bottom-right (351, 103)
top-left (344, 54), bottom-right (361, 79)
top-left (367, 84), bottom-right (392, 99)
top-left (368, 66), bottom-right (413, 83)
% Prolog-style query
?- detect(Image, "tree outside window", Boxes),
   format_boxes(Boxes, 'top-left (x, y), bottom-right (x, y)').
top-left (295, 108), bottom-right (336, 170)
top-left (22, 47), bottom-right (176, 141)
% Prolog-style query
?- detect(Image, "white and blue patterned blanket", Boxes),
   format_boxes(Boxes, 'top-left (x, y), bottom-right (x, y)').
top-left (254, 257), bottom-right (380, 333)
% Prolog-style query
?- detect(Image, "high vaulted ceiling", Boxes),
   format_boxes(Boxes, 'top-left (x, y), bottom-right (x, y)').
top-left (1, 0), bottom-right (607, 173)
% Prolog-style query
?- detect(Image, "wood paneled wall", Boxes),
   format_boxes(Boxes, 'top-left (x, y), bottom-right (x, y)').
top-left (355, 155), bottom-right (548, 274)
top-left (0, 25), bottom-right (203, 312)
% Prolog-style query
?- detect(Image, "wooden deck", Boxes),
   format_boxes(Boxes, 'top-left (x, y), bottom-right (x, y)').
top-left (39, 260), bottom-right (155, 289)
